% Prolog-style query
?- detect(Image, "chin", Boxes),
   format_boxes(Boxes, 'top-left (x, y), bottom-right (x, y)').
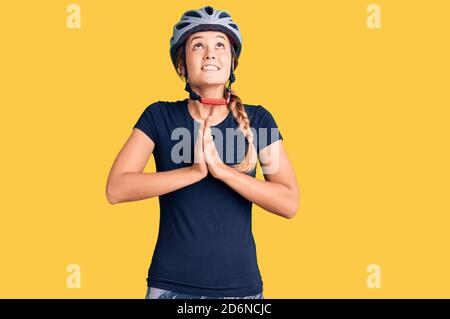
top-left (194, 78), bottom-right (227, 86)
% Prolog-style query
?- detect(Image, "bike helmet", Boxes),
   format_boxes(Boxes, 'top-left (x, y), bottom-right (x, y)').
top-left (169, 6), bottom-right (243, 105)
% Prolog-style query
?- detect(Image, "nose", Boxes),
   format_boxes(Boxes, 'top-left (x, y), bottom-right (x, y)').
top-left (204, 49), bottom-right (216, 61)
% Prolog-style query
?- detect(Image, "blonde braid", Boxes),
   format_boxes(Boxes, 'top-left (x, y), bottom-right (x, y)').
top-left (227, 89), bottom-right (258, 173)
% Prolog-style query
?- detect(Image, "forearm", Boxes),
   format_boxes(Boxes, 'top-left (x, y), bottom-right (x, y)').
top-left (220, 166), bottom-right (298, 219)
top-left (106, 166), bottom-right (202, 204)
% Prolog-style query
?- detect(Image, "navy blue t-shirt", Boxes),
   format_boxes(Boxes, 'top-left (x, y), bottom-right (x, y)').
top-left (133, 98), bottom-right (283, 297)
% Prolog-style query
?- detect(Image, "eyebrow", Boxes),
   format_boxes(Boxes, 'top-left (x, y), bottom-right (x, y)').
top-left (190, 35), bottom-right (227, 43)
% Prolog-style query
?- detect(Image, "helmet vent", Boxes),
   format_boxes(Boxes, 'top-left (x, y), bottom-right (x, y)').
top-left (204, 6), bottom-right (214, 15)
top-left (219, 12), bottom-right (230, 19)
top-left (229, 23), bottom-right (239, 31)
top-left (176, 22), bottom-right (190, 30)
top-left (185, 11), bottom-right (202, 18)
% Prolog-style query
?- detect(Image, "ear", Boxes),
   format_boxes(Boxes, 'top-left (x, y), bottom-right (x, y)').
top-left (179, 66), bottom-right (185, 77)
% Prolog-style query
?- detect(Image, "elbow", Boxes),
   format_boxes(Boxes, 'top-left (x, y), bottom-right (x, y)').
top-left (284, 191), bottom-right (300, 220)
top-left (106, 184), bottom-right (120, 205)
top-left (106, 173), bottom-right (126, 205)
top-left (284, 205), bottom-right (298, 219)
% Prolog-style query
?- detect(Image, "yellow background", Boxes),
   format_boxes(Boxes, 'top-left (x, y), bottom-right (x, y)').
top-left (1, 1), bottom-right (449, 298)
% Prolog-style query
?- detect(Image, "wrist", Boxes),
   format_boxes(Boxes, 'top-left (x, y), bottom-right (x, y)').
top-left (190, 165), bottom-right (206, 182)
top-left (217, 163), bottom-right (233, 181)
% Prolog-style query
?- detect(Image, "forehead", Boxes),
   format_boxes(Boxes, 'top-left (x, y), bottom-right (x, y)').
top-left (187, 31), bottom-right (230, 42)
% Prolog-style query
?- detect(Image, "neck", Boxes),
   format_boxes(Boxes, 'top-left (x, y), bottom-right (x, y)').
top-left (188, 98), bottom-right (229, 123)
top-left (189, 83), bottom-right (225, 100)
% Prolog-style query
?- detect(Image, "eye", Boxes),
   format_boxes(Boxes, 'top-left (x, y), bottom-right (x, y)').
top-left (193, 42), bottom-right (225, 49)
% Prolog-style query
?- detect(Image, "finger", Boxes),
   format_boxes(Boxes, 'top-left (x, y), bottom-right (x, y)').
top-left (204, 117), bottom-right (214, 142)
top-left (204, 115), bottom-right (212, 136)
top-left (194, 119), bottom-right (205, 162)
top-left (198, 117), bottom-right (206, 136)
top-left (197, 118), bottom-right (207, 147)
top-left (203, 139), bottom-right (212, 162)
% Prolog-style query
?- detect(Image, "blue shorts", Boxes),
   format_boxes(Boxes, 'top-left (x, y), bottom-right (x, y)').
top-left (145, 286), bottom-right (264, 299)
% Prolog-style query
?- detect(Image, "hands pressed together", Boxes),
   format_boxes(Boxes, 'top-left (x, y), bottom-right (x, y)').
top-left (191, 116), bottom-right (230, 180)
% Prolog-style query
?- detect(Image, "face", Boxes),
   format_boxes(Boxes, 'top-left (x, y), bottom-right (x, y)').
top-left (184, 31), bottom-right (233, 87)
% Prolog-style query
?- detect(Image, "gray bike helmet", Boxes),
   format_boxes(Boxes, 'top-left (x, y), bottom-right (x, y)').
top-left (170, 5), bottom-right (242, 69)
top-left (169, 6), bottom-right (243, 104)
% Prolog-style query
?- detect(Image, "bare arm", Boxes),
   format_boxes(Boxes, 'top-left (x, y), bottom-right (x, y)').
top-left (106, 124), bottom-right (207, 204)
top-left (219, 140), bottom-right (300, 219)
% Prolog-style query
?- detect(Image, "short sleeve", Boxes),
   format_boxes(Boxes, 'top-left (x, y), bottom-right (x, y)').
top-left (133, 102), bottom-right (160, 144)
top-left (255, 105), bottom-right (283, 153)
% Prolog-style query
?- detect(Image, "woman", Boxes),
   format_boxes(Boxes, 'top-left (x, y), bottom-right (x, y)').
top-left (106, 6), bottom-right (299, 299)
